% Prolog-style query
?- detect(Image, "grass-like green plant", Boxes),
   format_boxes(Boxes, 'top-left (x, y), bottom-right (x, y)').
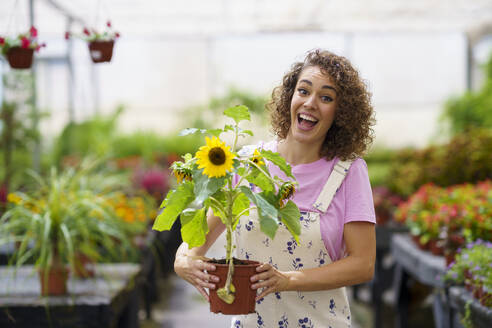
top-left (0, 159), bottom-right (134, 274)
top-left (152, 105), bottom-right (301, 304)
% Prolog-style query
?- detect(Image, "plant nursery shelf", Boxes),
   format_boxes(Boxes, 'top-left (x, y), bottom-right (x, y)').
top-left (449, 286), bottom-right (492, 328)
top-left (391, 233), bottom-right (450, 328)
top-left (0, 263), bottom-right (141, 328)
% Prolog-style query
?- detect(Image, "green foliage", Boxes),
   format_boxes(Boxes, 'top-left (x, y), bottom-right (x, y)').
top-left (183, 87), bottom-right (268, 129)
top-left (0, 98), bottom-right (40, 190)
top-left (441, 52), bottom-right (492, 135)
top-left (395, 181), bottom-right (492, 243)
top-left (180, 208), bottom-right (208, 248)
top-left (152, 105), bottom-right (300, 303)
top-left (112, 131), bottom-right (203, 160)
top-left (0, 160), bottom-right (136, 271)
top-left (52, 106), bottom-right (122, 164)
top-left (444, 240), bottom-right (492, 309)
top-left (51, 106), bottom-right (204, 167)
top-left (210, 88), bottom-right (267, 116)
top-left (153, 182), bottom-right (195, 231)
top-left (386, 129), bottom-right (492, 197)
top-left (364, 146), bottom-right (395, 187)
top-left (224, 105), bottom-right (251, 124)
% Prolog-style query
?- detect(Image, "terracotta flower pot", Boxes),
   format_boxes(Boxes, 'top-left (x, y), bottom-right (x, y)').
top-left (38, 265), bottom-right (69, 296)
top-left (208, 259), bottom-right (260, 315)
top-left (444, 251), bottom-right (456, 267)
top-left (88, 40), bottom-right (114, 63)
top-left (6, 47), bottom-right (34, 69)
top-left (73, 252), bottom-right (95, 278)
top-left (411, 235), bottom-right (429, 250)
top-left (429, 239), bottom-right (444, 256)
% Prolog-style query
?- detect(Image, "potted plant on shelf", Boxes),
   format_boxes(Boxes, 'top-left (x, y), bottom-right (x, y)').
top-left (0, 160), bottom-right (134, 295)
top-left (66, 21), bottom-right (120, 63)
top-left (444, 239), bottom-right (492, 308)
top-left (152, 105), bottom-right (301, 314)
top-left (0, 26), bottom-right (45, 69)
top-left (395, 181), bottom-right (492, 263)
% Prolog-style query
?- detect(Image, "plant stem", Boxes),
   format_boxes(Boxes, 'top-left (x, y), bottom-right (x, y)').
top-left (235, 206), bottom-right (256, 221)
top-left (232, 124), bottom-right (239, 153)
top-left (224, 187), bottom-right (234, 294)
top-left (247, 160), bottom-right (282, 187)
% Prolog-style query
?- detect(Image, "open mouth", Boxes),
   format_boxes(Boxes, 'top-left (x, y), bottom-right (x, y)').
top-left (297, 113), bottom-right (319, 129)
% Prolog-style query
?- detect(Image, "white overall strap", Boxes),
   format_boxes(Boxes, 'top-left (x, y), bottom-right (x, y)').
top-left (313, 159), bottom-right (354, 213)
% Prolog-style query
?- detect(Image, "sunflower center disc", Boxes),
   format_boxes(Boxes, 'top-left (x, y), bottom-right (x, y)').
top-left (209, 147), bottom-right (226, 165)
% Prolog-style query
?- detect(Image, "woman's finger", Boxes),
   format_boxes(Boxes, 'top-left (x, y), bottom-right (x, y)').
top-left (251, 270), bottom-right (273, 283)
top-left (196, 260), bottom-right (216, 272)
top-left (251, 278), bottom-right (272, 290)
top-left (255, 263), bottom-right (271, 272)
top-left (256, 286), bottom-right (274, 300)
top-left (194, 276), bottom-right (216, 289)
top-left (194, 285), bottom-right (210, 302)
top-left (194, 269), bottom-right (220, 283)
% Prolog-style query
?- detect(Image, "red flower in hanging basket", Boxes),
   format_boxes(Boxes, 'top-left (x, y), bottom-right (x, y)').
top-left (66, 20), bottom-right (120, 63)
top-left (0, 26), bottom-right (45, 69)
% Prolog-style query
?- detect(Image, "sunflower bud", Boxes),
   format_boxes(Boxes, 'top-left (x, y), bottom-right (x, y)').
top-left (278, 182), bottom-right (296, 207)
top-left (173, 167), bottom-right (192, 183)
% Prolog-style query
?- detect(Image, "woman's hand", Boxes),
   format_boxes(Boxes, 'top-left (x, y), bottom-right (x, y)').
top-left (174, 254), bottom-right (220, 302)
top-left (250, 263), bottom-right (290, 301)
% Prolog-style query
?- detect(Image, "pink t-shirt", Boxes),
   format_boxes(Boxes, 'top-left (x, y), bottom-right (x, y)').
top-left (260, 141), bottom-right (376, 262)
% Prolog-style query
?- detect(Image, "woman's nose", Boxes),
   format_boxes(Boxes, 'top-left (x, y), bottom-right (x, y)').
top-left (303, 94), bottom-right (316, 109)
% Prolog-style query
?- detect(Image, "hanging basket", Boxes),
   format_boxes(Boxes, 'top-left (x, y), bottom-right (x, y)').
top-left (6, 47), bottom-right (34, 69)
top-left (88, 40), bottom-right (114, 63)
top-left (208, 259), bottom-right (260, 315)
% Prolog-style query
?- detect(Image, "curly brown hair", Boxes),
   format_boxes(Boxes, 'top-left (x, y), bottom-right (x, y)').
top-left (267, 49), bottom-right (375, 161)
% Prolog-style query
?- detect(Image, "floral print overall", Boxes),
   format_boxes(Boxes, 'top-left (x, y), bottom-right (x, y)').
top-left (231, 161), bottom-right (353, 328)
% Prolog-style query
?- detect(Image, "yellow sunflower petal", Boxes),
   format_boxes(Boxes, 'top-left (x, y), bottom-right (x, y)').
top-left (195, 136), bottom-right (235, 178)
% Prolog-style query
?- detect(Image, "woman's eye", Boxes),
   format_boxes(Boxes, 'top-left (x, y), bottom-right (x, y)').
top-left (321, 95), bottom-right (333, 102)
top-left (297, 88), bottom-right (308, 95)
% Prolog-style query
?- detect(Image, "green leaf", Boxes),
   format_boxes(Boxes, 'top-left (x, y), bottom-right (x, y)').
top-left (224, 105), bottom-right (250, 124)
top-left (232, 192), bottom-right (250, 228)
top-left (240, 130), bottom-right (254, 136)
top-left (245, 167), bottom-right (274, 192)
top-left (260, 150), bottom-right (294, 179)
top-left (224, 124), bottom-right (235, 132)
top-left (237, 167), bottom-right (247, 176)
top-left (183, 153), bottom-right (193, 162)
top-left (193, 169), bottom-right (226, 204)
top-left (233, 192), bottom-right (250, 218)
top-left (179, 128), bottom-right (207, 136)
top-left (207, 128), bottom-right (223, 137)
top-left (152, 182), bottom-right (194, 231)
top-left (180, 208), bottom-right (208, 248)
top-left (239, 186), bottom-right (279, 239)
top-left (279, 200), bottom-right (301, 243)
top-left (259, 215), bottom-right (279, 240)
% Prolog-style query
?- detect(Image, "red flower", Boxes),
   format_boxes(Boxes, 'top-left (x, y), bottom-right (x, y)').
top-left (64, 31), bottom-right (70, 40)
top-left (106, 21), bottom-right (112, 28)
top-left (83, 28), bottom-right (90, 36)
top-left (115, 32), bottom-right (120, 38)
top-left (0, 37), bottom-right (4, 45)
top-left (29, 26), bottom-right (38, 37)
top-left (21, 37), bottom-right (30, 49)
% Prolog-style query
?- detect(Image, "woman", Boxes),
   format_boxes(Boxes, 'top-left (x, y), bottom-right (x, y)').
top-left (175, 49), bottom-right (376, 327)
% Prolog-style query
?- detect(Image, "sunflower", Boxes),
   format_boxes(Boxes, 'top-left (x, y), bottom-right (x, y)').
top-left (195, 136), bottom-right (235, 178)
top-left (250, 149), bottom-right (264, 166)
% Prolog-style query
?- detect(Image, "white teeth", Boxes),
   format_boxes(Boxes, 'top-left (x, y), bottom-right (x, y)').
top-left (299, 113), bottom-right (318, 122)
